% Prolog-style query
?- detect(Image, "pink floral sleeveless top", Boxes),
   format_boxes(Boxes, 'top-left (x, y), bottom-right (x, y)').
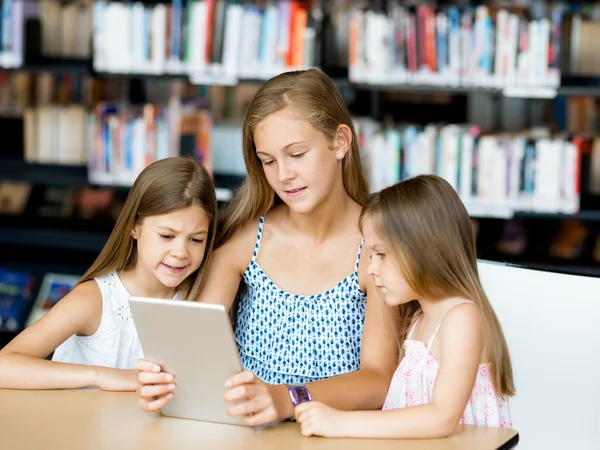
top-left (382, 302), bottom-right (512, 428)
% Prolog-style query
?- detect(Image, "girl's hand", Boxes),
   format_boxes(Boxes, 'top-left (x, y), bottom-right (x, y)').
top-left (134, 359), bottom-right (176, 412)
top-left (223, 371), bottom-right (292, 426)
top-left (95, 367), bottom-right (141, 392)
top-left (295, 401), bottom-right (346, 437)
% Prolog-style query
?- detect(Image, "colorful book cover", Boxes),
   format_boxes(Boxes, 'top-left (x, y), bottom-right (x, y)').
top-left (25, 273), bottom-right (81, 328)
top-left (0, 267), bottom-right (36, 332)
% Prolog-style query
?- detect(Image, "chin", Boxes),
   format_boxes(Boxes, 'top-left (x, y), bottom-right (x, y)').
top-left (384, 295), bottom-right (411, 307)
top-left (157, 273), bottom-right (187, 289)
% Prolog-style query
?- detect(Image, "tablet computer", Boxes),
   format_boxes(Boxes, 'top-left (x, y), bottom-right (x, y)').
top-left (128, 296), bottom-right (245, 426)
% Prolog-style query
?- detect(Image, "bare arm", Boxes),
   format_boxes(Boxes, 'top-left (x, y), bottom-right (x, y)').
top-left (195, 218), bottom-right (258, 307)
top-left (296, 302), bottom-right (484, 438)
top-left (0, 280), bottom-right (131, 390)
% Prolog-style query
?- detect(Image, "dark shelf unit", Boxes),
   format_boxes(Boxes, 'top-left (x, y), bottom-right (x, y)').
top-left (1, 57), bottom-right (92, 75)
top-left (0, 226), bottom-right (109, 253)
top-left (0, 159), bottom-right (89, 187)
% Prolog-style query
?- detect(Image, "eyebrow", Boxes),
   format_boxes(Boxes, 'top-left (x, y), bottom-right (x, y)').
top-left (256, 141), bottom-right (308, 157)
top-left (156, 226), bottom-right (208, 235)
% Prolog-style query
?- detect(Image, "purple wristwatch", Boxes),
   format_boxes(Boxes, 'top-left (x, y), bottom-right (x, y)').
top-left (288, 385), bottom-right (311, 406)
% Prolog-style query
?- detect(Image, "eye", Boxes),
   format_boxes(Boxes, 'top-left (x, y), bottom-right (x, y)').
top-left (191, 238), bottom-right (205, 244)
top-left (376, 253), bottom-right (386, 258)
top-left (159, 234), bottom-right (173, 240)
top-left (262, 160), bottom-right (275, 166)
top-left (291, 152), bottom-right (306, 159)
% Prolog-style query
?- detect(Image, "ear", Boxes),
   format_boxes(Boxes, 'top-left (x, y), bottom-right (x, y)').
top-left (333, 124), bottom-right (352, 161)
top-left (131, 224), bottom-right (140, 240)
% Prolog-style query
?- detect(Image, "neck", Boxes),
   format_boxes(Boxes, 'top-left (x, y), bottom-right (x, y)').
top-left (119, 265), bottom-right (173, 299)
top-left (416, 297), bottom-right (447, 324)
top-left (285, 180), bottom-right (353, 242)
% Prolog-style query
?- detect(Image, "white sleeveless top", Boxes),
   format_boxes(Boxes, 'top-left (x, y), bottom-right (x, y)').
top-left (52, 272), bottom-right (177, 369)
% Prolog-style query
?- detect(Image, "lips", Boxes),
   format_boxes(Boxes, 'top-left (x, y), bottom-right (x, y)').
top-left (162, 263), bottom-right (186, 273)
top-left (284, 187), bottom-right (306, 196)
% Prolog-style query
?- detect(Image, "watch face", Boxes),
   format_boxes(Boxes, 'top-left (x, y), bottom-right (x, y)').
top-left (290, 386), bottom-right (311, 405)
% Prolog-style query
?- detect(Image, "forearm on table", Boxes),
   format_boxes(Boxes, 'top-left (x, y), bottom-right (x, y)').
top-left (309, 367), bottom-right (391, 410)
top-left (340, 404), bottom-right (457, 439)
top-left (276, 367), bottom-right (391, 419)
top-left (0, 353), bottom-right (98, 390)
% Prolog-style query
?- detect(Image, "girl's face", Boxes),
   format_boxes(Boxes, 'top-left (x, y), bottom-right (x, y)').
top-left (253, 107), bottom-right (349, 214)
top-left (132, 205), bottom-right (210, 290)
top-left (362, 217), bottom-right (417, 306)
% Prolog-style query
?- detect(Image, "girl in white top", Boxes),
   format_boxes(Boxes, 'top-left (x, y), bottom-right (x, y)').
top-left (295, 175), bottom-right (515, 439)
top-left (0, 157), bottom-right (217, 391)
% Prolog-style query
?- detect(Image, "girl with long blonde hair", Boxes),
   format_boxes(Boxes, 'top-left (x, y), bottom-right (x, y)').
top-left (136, 69), bottom-right (398, 426)
top-left (295, 175), bottom-right (515, 438)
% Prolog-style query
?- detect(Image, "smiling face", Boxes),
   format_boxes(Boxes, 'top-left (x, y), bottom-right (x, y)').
top-left (253, 107), bottom-right (349, 214)
top-left (362, 216), bottom-right (417, 306)
top-left (131, 205), bottom-right (210, 290)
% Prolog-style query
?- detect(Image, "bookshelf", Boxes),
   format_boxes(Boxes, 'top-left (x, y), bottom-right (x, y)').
top-left (0, 159), bottom-right (89, 187)
top-left (3, 0), bottom-right (600, 343)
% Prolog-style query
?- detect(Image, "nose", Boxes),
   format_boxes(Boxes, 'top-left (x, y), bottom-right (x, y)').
top-left (367, 258), bottom-right (379, 278)
top-left (170, 238), bottom-right (189, 259)
top-left (277, 160), bottom-right (295, 183)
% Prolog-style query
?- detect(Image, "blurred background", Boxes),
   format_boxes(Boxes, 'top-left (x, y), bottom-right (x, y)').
top-left (1, 0), bottom-right (598, 346)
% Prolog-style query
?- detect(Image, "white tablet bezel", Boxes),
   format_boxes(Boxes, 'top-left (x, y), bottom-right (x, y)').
top-left (128, 296), bottom-right (246, 426)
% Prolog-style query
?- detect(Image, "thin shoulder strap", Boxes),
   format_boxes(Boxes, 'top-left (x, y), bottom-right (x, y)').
top-left (353, 239), bottom-right (364, 274)
top-left (250, 216), bottom-right (265, 263)
top-left (427, 300), bottom-right (475, 348)
top-left (407, 316), bottom-right (421, 340)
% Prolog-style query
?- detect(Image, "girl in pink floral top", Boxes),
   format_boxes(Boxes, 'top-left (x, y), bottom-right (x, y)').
top-left (295, 175), bottom-right (515, 439)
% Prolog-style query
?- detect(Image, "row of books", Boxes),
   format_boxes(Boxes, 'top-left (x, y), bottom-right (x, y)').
top-left (0, 0), bottom-right (92, 68)
top-left (354, 119), bottom-right (590, 218)
top-left (0, 0), bottom-right (36, 68)
top-left (19, 98), bottom-right (214, 189)
top-left (89, 101), bottom-right (213, 187)
top-left (348, 3), bottom-right (564, 90)
top-left (38, 0), bottom-right (93, 59)
top-left (0, 267), bottom-right (79, 333)
top-left (93, 0), bottom-right (318, 84)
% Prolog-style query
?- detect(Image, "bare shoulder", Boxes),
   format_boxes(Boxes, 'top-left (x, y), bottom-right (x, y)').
top-left (23, 278), bottom-right (104, 340)
top-left (213, 217), bottom-right (260, 274)
top-left (61, 280), bottom-right (104, 334)
top-left (63, 279), bottom-right (103, 307)
top-left (439, 300), bottom-right (484, 338)
top-left (446, 300), bottom-right (482, 321)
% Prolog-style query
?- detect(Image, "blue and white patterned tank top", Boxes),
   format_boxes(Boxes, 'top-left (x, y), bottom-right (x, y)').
top-left (235, 216), bottom-right (367, 385)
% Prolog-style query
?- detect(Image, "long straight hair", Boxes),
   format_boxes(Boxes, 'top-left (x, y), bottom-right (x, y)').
top-left (217, 69), bottom-right (369, 247)
top-left (360, 175), bottom-right (515, 397)
top-left (79, 157), bottom-right (218, 301)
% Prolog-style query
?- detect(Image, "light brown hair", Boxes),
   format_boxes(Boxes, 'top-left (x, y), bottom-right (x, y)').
top-left (78, 156), bottom-right (217, 301)
top-left (217, 69), bottom-right (369, 246)
top-left (359, 175), bottom-right (515, 397)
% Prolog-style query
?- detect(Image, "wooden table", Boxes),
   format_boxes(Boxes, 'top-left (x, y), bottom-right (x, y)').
top-left (0, 389), bottom-right (519, 450)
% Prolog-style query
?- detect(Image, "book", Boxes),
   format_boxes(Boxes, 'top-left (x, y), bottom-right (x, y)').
top-left (25, 272), bottom-right (80, 328)
top-left (0, 267), bottom-right (36, 332)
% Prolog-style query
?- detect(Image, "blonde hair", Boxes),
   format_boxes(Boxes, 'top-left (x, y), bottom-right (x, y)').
top-left (360, 175), bottom-right (515, 397)
top-left (78, 156), bottom-right (217, 301)
top-left (217, 69), bottom-right (369, 246)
